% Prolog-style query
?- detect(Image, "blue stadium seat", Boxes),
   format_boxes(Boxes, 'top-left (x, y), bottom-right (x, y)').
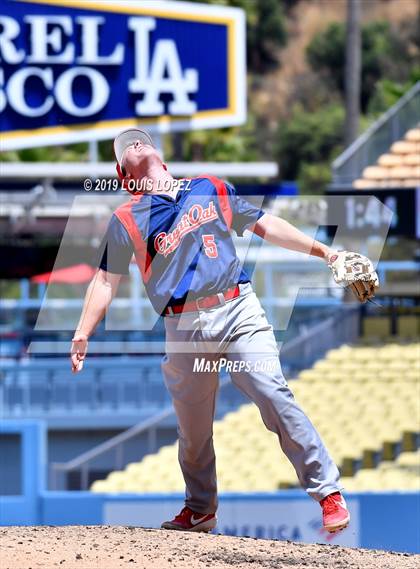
top-left (122, 380), bottom-right (142, 408)
top-left (49, 380), bottom-right (70, 409)
top-left (28, 380), bottom-right (49, 410)
top-left (74, 375), bottom-right (96, 409)
top-left (98, 379), bottom-right (120, 409)
top-left (144, 382), bottom-right (171, 407)
top-left (3, 382), bottom-right (24, 410)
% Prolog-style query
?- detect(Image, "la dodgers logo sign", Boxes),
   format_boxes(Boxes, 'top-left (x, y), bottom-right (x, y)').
top-left (0, 0), bottom-right (246, 150)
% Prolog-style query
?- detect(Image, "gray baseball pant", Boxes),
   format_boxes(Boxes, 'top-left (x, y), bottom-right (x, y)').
top-left (161, 283), bottom-right (341, 514)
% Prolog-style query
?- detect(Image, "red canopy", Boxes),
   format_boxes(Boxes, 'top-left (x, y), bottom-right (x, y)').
top-left (31, 264), bottom-right (96, 284)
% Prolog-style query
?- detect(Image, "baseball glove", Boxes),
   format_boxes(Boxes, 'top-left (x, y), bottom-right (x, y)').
top-left (327, 251), bottom-right (379, 303)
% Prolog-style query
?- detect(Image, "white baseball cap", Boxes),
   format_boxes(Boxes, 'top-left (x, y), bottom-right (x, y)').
top-left (113, 128), bottom-right (155, 165)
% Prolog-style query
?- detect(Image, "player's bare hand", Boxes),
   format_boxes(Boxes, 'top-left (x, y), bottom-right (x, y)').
top-left (71, 333), bottom-right (89, 373)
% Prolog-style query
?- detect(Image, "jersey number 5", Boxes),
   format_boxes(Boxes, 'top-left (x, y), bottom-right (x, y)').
top-left (202, 234), bottom-right (218, 258)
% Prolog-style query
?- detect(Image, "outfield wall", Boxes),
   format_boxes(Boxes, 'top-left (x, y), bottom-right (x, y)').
top-left (1, 422), bottom-right (419, 554)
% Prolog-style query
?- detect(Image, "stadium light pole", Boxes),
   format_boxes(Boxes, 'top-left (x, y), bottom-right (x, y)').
top-left (344, 0), bottom-right (361, 147)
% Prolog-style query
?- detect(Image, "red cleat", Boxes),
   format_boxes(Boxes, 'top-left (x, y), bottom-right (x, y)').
top-left (161, 506), bottom-right (217, 532)
top-left (321, 492), bottom-right (350, 533)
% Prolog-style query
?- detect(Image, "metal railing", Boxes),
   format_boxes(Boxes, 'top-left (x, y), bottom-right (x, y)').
top-left (332, 81), bottom-right (420, 187)
top-left (51, 374), bottom-right (234, 491)
top-left (50, 306), bottom-right (360, 490)
top-left (51, 406), bottom-right (176, 491)
top-left (281, 306), bottom-right (360, 371)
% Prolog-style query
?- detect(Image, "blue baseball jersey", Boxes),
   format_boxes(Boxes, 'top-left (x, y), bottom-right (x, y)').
top-left (99, 177), bottom-right (265, 314)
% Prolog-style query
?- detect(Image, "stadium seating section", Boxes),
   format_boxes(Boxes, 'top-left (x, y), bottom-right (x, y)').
top-left (353, 126), bottom-right (420, 189)
top-left (91, 342), bottom-right (419, 494)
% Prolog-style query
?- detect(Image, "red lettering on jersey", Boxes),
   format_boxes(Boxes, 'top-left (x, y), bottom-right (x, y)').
top-left (154, 201), bottom-right (218, 257)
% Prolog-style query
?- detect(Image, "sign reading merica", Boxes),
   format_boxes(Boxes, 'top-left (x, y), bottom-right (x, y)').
top-left (0, 0), bottom-right (246, 150)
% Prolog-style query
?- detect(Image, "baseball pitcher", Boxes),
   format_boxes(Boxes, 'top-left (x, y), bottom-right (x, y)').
top-left (70, 128), bottom-right (378, 534)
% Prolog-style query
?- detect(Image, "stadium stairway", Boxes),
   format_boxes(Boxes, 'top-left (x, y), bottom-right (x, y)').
top-left (90, 342), bottom-right (420, 494)
top-left (353, 125), bottom-right (420, 189)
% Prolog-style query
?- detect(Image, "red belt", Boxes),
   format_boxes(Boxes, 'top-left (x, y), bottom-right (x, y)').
top-left (163, 285), bottom-right (240, 316)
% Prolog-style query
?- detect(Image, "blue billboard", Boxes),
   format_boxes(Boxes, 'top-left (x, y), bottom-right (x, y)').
top-left (0, 0), bottom-right (246, 150)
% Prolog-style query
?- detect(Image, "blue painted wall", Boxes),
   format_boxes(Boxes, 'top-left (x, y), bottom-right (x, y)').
top-left (0, 420), bottom-right (46, 525)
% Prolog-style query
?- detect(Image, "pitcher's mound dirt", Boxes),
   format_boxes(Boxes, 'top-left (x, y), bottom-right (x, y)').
top-left (0, 526), bottom-right (418, 569)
